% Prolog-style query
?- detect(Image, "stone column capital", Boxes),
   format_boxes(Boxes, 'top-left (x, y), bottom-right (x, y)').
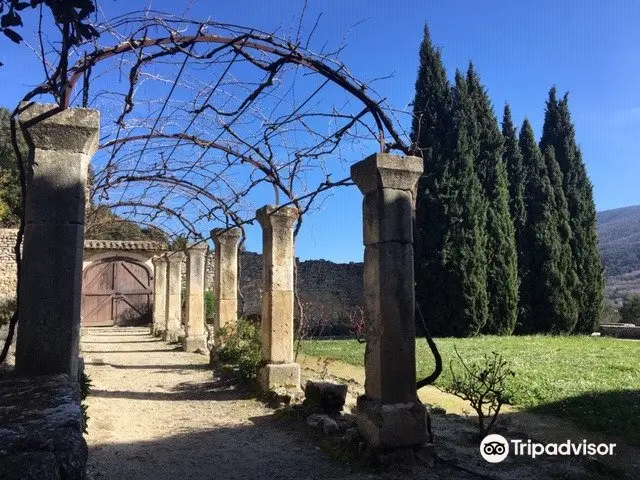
top-left (210, 226), bottom-right (242, 245)
top-left (256, 205), bottom-right (298, 230)
top-left (350, 153), bottom-right (423, 195)
top-left (186, 242), bottom-right (209, 255)
top-left (18, 102), bottom-right (100, 155)
top-left (166, 251), bottom-right (185, 263)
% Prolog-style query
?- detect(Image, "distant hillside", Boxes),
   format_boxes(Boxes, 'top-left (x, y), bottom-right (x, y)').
top-left (597, 205), bottom-right (640, 276)
top-left (597, 204), bottom-right (640, 304)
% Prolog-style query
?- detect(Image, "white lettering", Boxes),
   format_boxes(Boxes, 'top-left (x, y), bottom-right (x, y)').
top-left (558, 441), bottom-right (571, 455)
top-left (532, 443), bottom-right (545, 458)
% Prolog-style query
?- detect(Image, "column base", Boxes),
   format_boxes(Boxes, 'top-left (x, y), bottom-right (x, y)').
top-left (151, 324), bottom-right (165, 337)
top-left (259, 363), bottom-right (301, 392)
top-left (163, 328), bottom-right (184, 343)
top-left (356, 395), bottom-right (428, 449)
top-left (182, 335), bottom-right (208, 353)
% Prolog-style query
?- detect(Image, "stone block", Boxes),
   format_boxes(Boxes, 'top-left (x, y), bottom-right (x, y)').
top-left (18, 102), bottom-right (100, 154)
top-left (23, 150), bottom-right (91, 225)
top-left (217, 299), bottom-right (238, 330)
top-left (184, 244), bottom-right (206, 351)
top-left (363, 243), bottom-right (416, 404)
top-left (165, 251), bottom-right (183, 340)
top-left (304, 380), bottom-right (348, 413)
top-left (260, 290), bottom-right (294, 363)
top-left (356, 395), bottom-right (427, 448)
top-left (599, 324), bottom-right (640, 339)
top-left (163, 328), bottom-right (183, 343)
top-left (307, 413), bottom-right (340, 436)
top-left (0, 374), bottom-right (87, 480)
top-left (259, 362), bottom-right (301, 391)
top-left (182, 335), bottom-right (208, 353)
top-left (152, 324), bottom-right (165, 337)
top-left (211, 227), bottom-right (241, 333)
top-left (256, 205), bottom-right (299, 230)
top-left (15, 224), bottom-right (84, 378)
top-left (350, 153), bottom-right (422, 195)
top-left (270, 264), bottom-right (294, 291)
top-left (362, 188), bottom-right (414, 245)
top-left (151, 255), bottom-right (168, 335)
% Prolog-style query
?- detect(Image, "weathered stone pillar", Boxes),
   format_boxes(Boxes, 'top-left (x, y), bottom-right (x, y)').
top-left (256, 205), bottom-right (300, 392)
top-left (350, 153), bottom-right (425, 450)
top-left (164, 251), bottom-right (185, 343)
top-left (15, 102), bottom-right (99, 378)
top-left (183, 243), bottom-right (208, 352)
top-left (151, 254), bottom-right (168, 337)
top-left (210, 227), bottom-right (241, 334)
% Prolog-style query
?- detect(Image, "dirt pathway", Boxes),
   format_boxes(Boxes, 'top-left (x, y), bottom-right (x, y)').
top-left (81, 327), bottom-right (636, 480)
top-left (81, 327), bottom-right (477, 480)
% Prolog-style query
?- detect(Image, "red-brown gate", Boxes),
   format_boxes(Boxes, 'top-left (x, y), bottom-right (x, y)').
top-left (82, 258), bottom-right (153, 326)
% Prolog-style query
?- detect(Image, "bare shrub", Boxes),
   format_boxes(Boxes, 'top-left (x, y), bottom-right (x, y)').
top-left (442, 347), bottom-right (515, 436)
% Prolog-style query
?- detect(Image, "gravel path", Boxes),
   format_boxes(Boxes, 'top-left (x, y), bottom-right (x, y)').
top-left (81, 327), bottom-right (477, 480)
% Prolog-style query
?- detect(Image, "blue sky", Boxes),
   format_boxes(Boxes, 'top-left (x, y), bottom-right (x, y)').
top-left (1, 1), bottom-right (639, 262)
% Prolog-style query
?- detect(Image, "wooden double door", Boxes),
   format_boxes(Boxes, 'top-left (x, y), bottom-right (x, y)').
top-left (82, 257), bottom-right (153, 327)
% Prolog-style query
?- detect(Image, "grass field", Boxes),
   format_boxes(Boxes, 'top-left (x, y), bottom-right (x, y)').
top-left (301, 336), bottom-right (640, 445)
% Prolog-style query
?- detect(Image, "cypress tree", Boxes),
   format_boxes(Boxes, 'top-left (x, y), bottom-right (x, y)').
top-left (501, 105), bottom-right (527, 328)
top-left (502, 105), bottom-right (526, 241)
top-left (410, 24), bottom-right (454, 335)
top-left (433, 71), bottom-right (488, 336)
top-left (540, 89), bottom-right (604, 332)
top-left (466, 65), bottom-right (518, 335)
top-left (518, 120), bottom-right (579, 333)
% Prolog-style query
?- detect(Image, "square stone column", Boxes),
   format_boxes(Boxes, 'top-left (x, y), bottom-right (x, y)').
top-left (210, 227), bottom-right (241, 335)
top-left (15, 102), bottom-right (100, 378)
top-left (164, 251), bottom-right (185, 343)
top-left (350, 153), bottom-right (426, 450)
top-left (151, 254), bottom-right (168, 337)
top-left (183, 243), bottom-right (209, 352)
top-left (256, 205), bottom-right (300, 392)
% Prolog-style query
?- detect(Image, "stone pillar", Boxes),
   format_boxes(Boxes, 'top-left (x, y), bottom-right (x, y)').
top-left (15, 102), bottom-right (99, 378)
top-left (210, 227), bottom-right (241, 334)
top-left (183, 243), bottom-right (208, 352)
top-left (256, 205), bottom-right (300, 392)
top-left (151, 254), bottom-right (168, 337)
top-left (350, 153), bottom-right (426, 450)
top-left (164, 251), bottom-right (185, 343)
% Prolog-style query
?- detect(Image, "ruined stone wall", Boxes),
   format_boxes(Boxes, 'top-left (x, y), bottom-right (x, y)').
top-left (237, 252), bottom-right (364, 331)
top-left (0, 228), bottom-right (364, 327)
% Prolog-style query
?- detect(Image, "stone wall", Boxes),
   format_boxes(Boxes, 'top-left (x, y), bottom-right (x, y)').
top-left (0, 374), bottom-right (87, 480)
top-left (0, 229), bottom-right (364, 329)
top-left (0, 229), bottom-right (18, 300)
top-left (236, 252), bottom-right (364, 332)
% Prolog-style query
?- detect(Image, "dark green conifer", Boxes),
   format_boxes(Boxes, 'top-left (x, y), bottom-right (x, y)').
top-left (501, 105), bottom-right (527, 328)
top-left (519, 120), bottom-right (579, 333)
top-left (465, 65), bottom-right (518, 335)
top-left (410, 24), bottom-right (454, 335)
top-left (432, 71), bottom-right (488, 336)
top-left (540, 88), bottom-right (604, 332)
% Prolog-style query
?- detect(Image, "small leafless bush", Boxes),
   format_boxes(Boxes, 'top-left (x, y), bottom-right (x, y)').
top-left (442, 347), bottom-right (515, 436)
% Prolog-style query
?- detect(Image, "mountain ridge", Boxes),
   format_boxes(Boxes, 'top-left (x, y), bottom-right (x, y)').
top-left (597, 204), bottom-right (640, 304)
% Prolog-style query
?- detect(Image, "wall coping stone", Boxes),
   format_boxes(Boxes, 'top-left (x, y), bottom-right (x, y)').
top-left (84, 239), bottom-right (167, 251)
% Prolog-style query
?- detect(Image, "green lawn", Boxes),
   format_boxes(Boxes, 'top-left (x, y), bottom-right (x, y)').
top-left (301, 336), bottom-right (640, 445)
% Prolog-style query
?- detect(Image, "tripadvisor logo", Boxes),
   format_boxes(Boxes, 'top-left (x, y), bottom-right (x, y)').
top-left (480, 434), bottom-right (510, 463)
top-left (480, 434), bottom-right (616, 463)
